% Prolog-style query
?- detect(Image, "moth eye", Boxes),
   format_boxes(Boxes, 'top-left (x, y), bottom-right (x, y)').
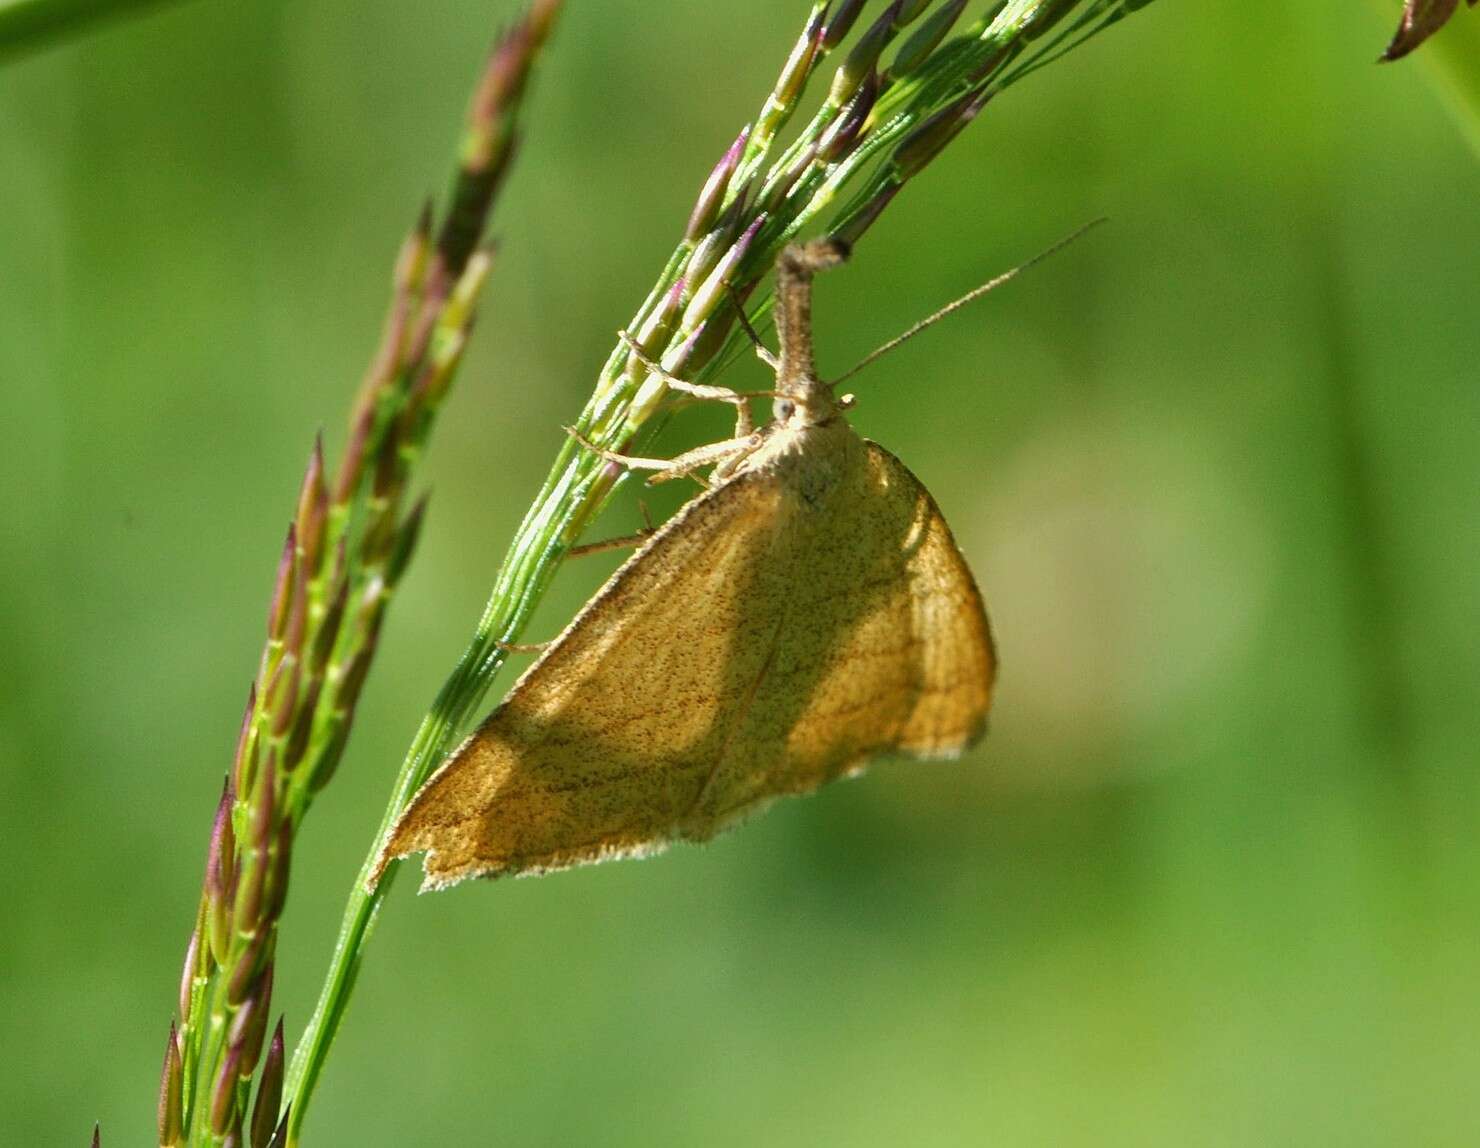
top-left (774, 399), bottom-right (795, 420)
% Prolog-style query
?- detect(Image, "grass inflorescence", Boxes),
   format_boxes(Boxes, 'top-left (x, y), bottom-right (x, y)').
top-left (152, 4), bottom-right (563, 1146)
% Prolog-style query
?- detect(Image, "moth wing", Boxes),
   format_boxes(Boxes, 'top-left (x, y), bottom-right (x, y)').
top-left (375, 467), bottom-right (799, 889)
top-left (862, 441), bottom-right (996, 759)
top-left (377, 438), bottom-right (995, 890)
top-left (685, 440), bottom-right (995, 831)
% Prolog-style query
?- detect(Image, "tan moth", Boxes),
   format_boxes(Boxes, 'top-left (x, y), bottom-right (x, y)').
top-left (372, 237), bottom-right (1021, 890)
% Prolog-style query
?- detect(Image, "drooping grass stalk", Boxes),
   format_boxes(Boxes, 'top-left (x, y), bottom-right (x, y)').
top-left (0, 0), bottom-right (179, 61)
top-left (284, 0), bottom-right (1156, 1141)
top-left (150, 5), bottom-right (564, 1147)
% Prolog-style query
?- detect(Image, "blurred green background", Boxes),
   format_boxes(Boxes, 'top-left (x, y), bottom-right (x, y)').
top-left (4, 2), bottom-right (1479, 1144)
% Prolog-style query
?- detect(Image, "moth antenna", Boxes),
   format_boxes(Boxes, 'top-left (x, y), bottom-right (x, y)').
top-left (829, 218), bottom-right (1107, 388)
top-left (726, 286), bottom-right (780, 370)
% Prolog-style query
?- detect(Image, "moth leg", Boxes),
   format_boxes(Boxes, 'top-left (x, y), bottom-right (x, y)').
top-left (495, 638), bottom-right (553, 654)
top-left (568, 528), bottom-right (653, 558)
top-left (711, 451), bottom-right (749, 483)
top-left (566, 502), bottom-right (657, 558)
top-left (728, 397), bottom-right (754, 440)
top-left (618, 331), bottom-right (772, 439)
top-left (725, 397), bottom-right (755, 440)
top-left (565, 425), bottom-right (760, 489)
top-left (503, 501), bottom-right (656, 648)
top-left (641, 433), bottom-right (764, 486)
top-left (564, 426), bottom-right (693, 477)
top-left (562, 500), bottom-right (657, 559)
top-left (618, 331), bottom-right (761, 403)
top-left (726, 288), bottom-right (780, 370)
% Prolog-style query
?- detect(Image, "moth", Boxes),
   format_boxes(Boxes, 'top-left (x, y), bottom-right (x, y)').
top-left (374, 238), bottom-right (1004, 890)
